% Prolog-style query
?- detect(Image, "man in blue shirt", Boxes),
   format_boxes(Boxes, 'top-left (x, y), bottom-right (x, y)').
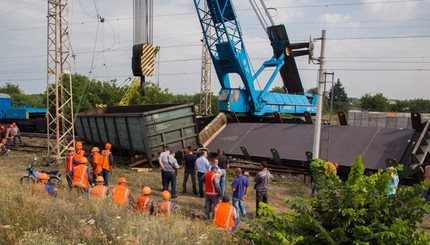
top-left (231, 168), bottom-right (249, 219)
top-left (196, 150), bottom-right (210, 198)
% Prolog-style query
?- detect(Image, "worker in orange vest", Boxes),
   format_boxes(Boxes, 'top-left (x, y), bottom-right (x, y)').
top-left (214, 195), bottom-right (239, 232)
top-left (33, 173), bottom-right (57, 197)
top-left (204, 165), bottom-right (221, 219)
top-left (135, 186), bottom-right (154, 214)
top-left (65, 147), bottom-right (79, 174)
top-left (156, 190), bottom-right (177, 216)
top-left (101, 143), bottom-right (114, 186)
top-left (91, 147), bottom-right (103, 180)
top-left (89, 176), bottom-right (109, 200)
top-left (74, 142), bottom-right (85, 163)
top-left (325, 161), bottom-right (339, 178)
top-left (111, 177), bottom-right (134, 207)
top-left (67, 157), bottom-right (93, 192)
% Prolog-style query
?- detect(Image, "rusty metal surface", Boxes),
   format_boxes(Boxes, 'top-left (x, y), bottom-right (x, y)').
top-left (206, 123), bottom-right (415, 170)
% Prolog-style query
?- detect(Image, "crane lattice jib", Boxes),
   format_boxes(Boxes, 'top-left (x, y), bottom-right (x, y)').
top-left (193, 0), bottom-right (259, 109)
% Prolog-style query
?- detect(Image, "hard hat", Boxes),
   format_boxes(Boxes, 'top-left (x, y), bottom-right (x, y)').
top-left (38, 173), bottom-right (49, 180)
top-left (118, 177), bottom-right (127, 184)
top-left (161, 190), bottom-right (171, 200)
top-left (95, 176), bottom-right (104, 182)
top-left (0, 126), bottom-right (4, 129)
top-left (76, 142), bottom-right (83, 149)
top-left (142, 186), bottom-right (151, 195)
top-left (1, 139), bottom-right (6, 144)
top-left (67, 147), bottom-right (75, 151)
top-left (91, 147), bottom-right (100, 152)
top-left (80, 157), bottom-right (88, 164)
top-left (105, 143), bottom-right (112, 150)
top-left (9, 124), bottom-right (14, 128)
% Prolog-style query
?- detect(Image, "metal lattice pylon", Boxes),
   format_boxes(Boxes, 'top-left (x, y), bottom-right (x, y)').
top-left (46, 0), bottom-right (75, 161)
top-left (198, 1), bottom-right (212, 116)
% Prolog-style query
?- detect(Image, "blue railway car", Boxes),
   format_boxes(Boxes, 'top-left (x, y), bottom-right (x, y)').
top-left (0, 93), bottom-right (47, 132)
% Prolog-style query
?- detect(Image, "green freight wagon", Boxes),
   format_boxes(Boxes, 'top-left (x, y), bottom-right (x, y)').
top-left (75, 103), bottom-right (199, 164)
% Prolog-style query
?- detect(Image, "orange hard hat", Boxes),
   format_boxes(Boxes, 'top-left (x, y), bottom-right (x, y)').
top-left (105, 143), bottom-right (112, 150)
top-left (142, 186), bottom-right (151, 195)
top-left (118, 177), bottom-right (127, 184)
top-left (0, 126), bottom-right (4, 129)
top-left (91, 147), bottom-right (100, 152)
top-left (95, 176), bottom-right (104, 182)
top-left (80, 157), bottom-right (88, 164)
top-left (38, 173), bottom-right (49, 180)
top-left (67, 147), bottom-right (75, 151)
top-left (1, 139), bottom-right (6, 144)
top-left (161, 190), bottom-right (171, 200)
top-left (9, 124), bottom-right (14, 128)
top-left (76, 142), bottom-right (83, 149)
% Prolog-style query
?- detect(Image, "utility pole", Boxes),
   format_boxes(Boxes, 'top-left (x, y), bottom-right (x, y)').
top-left (46, 0), bottom-right (75, 161)
top-left (199, 1), bottom-right (212, 116)
top-left (312, 30), bottom-right (326, 159)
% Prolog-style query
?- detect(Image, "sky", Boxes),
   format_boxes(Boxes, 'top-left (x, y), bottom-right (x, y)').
top-left (0, 0), bottom-right (429, 100)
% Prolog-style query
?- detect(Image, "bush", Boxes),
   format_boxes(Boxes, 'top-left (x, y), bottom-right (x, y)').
top-left (239, 156), bottom-right (430, 244)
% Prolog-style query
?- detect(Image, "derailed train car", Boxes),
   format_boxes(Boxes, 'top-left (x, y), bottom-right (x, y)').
top-left (75, 103), bottom-right (199, 164)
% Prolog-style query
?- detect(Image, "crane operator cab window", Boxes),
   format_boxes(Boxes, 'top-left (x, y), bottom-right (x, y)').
top-left (219, 89), bottom-right (240, 102)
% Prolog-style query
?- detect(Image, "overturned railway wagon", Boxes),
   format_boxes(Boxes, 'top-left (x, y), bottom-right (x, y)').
top-left (202, 112), bottom-right (430, 181)
top-left (75, 103), bottom-right (199, 163)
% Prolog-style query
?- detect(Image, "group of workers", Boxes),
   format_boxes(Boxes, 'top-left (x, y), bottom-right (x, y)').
top-left (32, 142), bottom-right (274, 232)
top-left (0, 122), bottom-right (21, 156)
top-left (158, 145), bottom-right (273, 231)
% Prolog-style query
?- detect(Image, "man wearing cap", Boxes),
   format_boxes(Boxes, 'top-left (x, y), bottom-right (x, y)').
top-left (67, 157), bottom-right (93, 192)
top-left (135, 186), bottom-right (154, 214)
top-left (12, 122), bottom-right (21, 144)
top-left (101, 143), bottom-right (114, 187)
top-left (196, 150), bottom-right (210, 198)
top-left (214, 195), bottom-right (240, 232)
top-left (89, 176), bottom-right (109, 200)
top-left (156, 190), bottom-right (177, 215)
top-left (204, 165), bottom-right (221, 219)
top-left (112, 177), bottom-right (134, 206)
top-left (91, 147), bottom-right (103, 180)
top-left (74, 142), bottom-right (85, 163)
top-left (33, 173), bottom-right (57, 197)
top-left (0, 138), bottom-right (9, 156)
top-left (161, 150), bottom-right (180, 199)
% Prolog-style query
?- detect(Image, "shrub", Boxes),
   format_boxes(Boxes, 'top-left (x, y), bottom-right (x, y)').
top-left (239, 156), bottom-right (430, 244)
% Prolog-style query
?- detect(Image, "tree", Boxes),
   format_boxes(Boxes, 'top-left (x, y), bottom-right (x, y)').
top-left (359, 93), bottom-right (389, 111)
top-left (0, 83), bottom-right (23, 94)
top-left (328, 79), bottom-right (349, 112)
top-left (270, 86), bottom-right (286, 93)
top-left (239, 157), bottom-right (430, 244)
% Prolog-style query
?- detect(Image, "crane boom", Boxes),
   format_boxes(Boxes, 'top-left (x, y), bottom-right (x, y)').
top-left (193, 0), bottom-right (317, 116)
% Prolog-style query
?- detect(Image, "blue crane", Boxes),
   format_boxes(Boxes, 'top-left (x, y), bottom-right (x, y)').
top-left (193, 0), bottom-right (317, 116)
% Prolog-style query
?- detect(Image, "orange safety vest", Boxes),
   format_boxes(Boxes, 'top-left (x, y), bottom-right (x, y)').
top-left (135, 196), bottom-right (152, 213)
top-left (101, 150), bottom-right (112, 171)
top-left (205, 171), bottom-right (218, 196)
top-left (112, 185), bottom-right (131, 205)
top-left (89, 185), bottom-right (109, 200)
top-left (325, 161), bottom-right (338, 176)
top-left (72, 165), bottom-right (89, 190)
top-left (33, 183), bottom-right (46, 193)
top-left (65, 154), bottom-right (75, 173)
top-left (74, 150), bottom-right (85, 163)
top-left (92, 152), bottom-right (103, 175)
top-left (214, 202), bottom-right (235, 230)
top-left (157, 200), bottom-right (173, 215)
